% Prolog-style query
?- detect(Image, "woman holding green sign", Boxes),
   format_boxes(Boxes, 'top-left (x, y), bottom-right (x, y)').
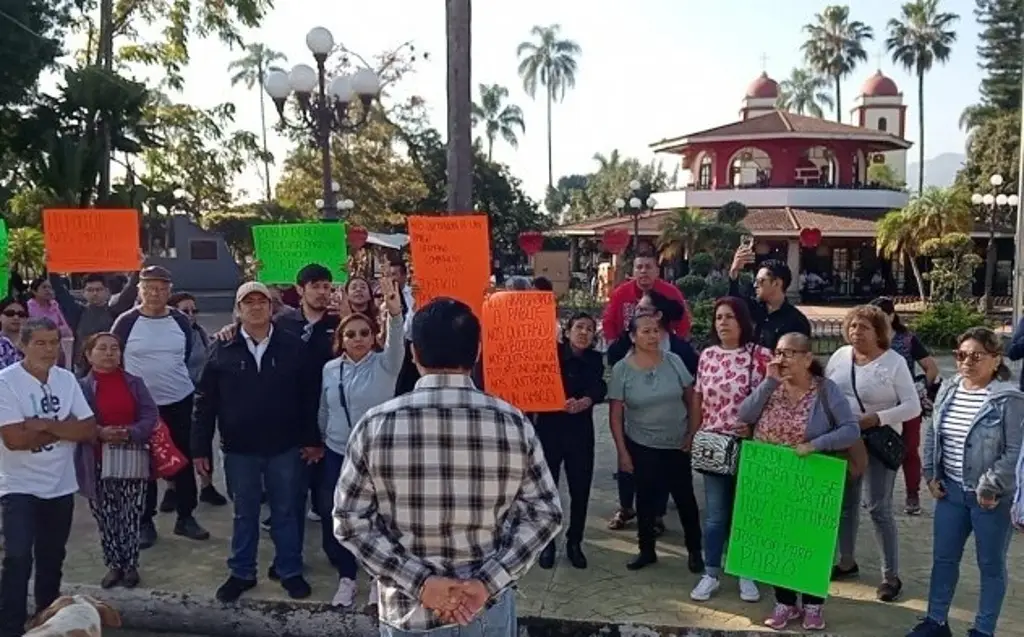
top-left (907, 327), bottom-right (1022, 637)
top-left (737, 332), bottom-right (860, 631)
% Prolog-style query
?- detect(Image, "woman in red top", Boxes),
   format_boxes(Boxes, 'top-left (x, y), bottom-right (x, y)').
top-left (76, 333), bottom-right (158, 589)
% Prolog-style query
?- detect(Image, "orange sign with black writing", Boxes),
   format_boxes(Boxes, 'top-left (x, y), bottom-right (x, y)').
top-left (482, 291), bottom-right (566, 412)
top-left (43, 209), bottom-right (141, 273)
top-left (407, 215), bottom-right (491, 319)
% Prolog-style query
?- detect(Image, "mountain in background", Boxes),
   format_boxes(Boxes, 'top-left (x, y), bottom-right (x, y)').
top-left (905, 152), bottom-right (966, 189)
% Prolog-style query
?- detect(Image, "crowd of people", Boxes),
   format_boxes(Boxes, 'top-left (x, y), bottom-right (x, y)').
top-left (0, 241), bottom-right (1020, 637)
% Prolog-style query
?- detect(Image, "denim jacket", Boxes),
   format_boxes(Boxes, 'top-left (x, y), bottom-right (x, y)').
top-left (926, 376), bottom-right (1024, 501)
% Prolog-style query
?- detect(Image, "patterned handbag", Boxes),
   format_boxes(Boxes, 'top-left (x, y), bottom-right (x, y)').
top-left (691, 431), bottom-right (741, 476)
top-left (101, 443), bottom-right (151, 480)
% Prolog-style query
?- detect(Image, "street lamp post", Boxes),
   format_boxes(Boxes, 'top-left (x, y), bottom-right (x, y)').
top-left (263, 27), bottom-right (381, 220)
top-left (972, 173), bottom-right (1020, 312)
top-left (614, 180), bottom-right (657, 253)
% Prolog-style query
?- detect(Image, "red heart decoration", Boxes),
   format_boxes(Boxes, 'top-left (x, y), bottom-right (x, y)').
top-left (518, 231), bottom-right (544, 257)
top-left (799, 227), bottom-right (822, 249)
top-left (601, 228), bottom-right (631, 255)
top-left (348, 226), bottom-right (369, 250)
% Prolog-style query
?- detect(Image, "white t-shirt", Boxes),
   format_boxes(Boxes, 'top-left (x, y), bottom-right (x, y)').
top-left (124, 315), bottom-right (195, 405)
top-left (825, 345), bottom-right (922, 435)
top-left (0, 364), bottom-right (94, 498)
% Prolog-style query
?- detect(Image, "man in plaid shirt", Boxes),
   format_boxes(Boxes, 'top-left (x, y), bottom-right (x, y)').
top-left (333, 297), bottom-right (563, 635)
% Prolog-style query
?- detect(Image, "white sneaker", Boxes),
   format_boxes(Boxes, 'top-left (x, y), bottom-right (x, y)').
top-left (307, 508), bottom-right (321, 522)
top-left (332, 577), bottom-right (357, 607)
top-left (690, 574), bottom-right (720, 601)
top-left (367, 580), bottom-right (379, 605)
top-left (739, 578), bottom-right (761, 602)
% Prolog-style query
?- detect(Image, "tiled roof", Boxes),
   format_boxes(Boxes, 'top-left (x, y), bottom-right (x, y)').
top-left (649, 111), bottom-right (911, 151)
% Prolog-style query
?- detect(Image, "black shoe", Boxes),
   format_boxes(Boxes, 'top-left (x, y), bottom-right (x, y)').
top-left (687, 552), bottom-right (705, 574)
top-left (139, 520), bottom-right (157, 550)
top-left (830, 562), bottom-right (859, 581)
top-left (626, 551), bottom-right (657, 571)
top-left (100, 568), bottom-right (122, 589)
top-left (215, 576), bottom-right (256, 603)
top-left (653, 517), bottom-right (666, 537)
top-left (905, 617), bottom-right (951, 637)
top-left (281, 575), bottom-right (312, 599)
top-left (268, 565), bottom-right (279, 581)
top-left (538, 543), bottom-right (556, 569)
top-left (122, 567), bottom-right (140, 589)
top-left (566, 542), bottom-right (587, 569)
top-left (159, 489), bottom-right (177, 513)
top-left (174, 516), bottom-right (210, 540)
top-left (200, 485), bottom-right (228, 506)
top-left (877, 577), bottom-right (903, 602)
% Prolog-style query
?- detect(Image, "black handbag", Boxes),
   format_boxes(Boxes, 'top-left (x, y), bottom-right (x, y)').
top-left (850, 358), bottom-right (907, 471)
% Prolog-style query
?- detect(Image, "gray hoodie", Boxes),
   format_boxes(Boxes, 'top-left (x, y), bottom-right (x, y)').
top-left (927, 376), bottom-right (1024, 501)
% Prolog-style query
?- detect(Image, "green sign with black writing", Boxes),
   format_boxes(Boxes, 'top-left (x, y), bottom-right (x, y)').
top-left (252, 223), bottom-right (348, 285)
top-left (0, 218), bottom-right (8, 297)
top-left (724, 440), bottom-right (846, 598)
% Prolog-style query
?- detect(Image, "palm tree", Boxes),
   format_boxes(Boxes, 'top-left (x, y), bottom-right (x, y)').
top-left (776, 68), bottom-right (835, 118)
top-left (801, 5), bottom-right (874, 122)
top-left (471, 84), bottom-right (526, 161)
top-left (228, 43), bottom-right (287, 202)
top-left (886, 0), bottom-right (959, 194)
top-left (658, 208), bottom-right (714, 262)
top-left (516, 24), bottom-right (582, 189)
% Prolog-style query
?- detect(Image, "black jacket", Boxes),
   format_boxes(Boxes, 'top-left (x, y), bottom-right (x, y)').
top-left (727, 278), bottom-right (811, 350)
top-left (606, 332), bottom-right (699, 376)
top-left (535, 344), bottom-right (607, 428)
top-left (273, 309), bottom-right (341, 394)
top-left (191, 327), bottom-right (320, 458)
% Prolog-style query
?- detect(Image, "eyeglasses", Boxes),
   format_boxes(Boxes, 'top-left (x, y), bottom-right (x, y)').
top-left (344, 328), bottom-right (372, 339)
top-left (179, 308), bottom-right (199, 315)
top-left (773, 348), bottom-right (808, 359)
top-left (754, 276), bottom-right (775, 288)
top-left (954, 350), bottom-right (997, 363)
top-left (1, 310), bottom-right (27, 318)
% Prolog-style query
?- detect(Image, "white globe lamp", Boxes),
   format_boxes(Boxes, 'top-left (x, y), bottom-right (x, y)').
top-left (264, 70), bottom-right (291, 100)
top-left (306, 27), bottom-right (335, 56)
top-left (351, 68), bottom-right (381, 97)
top-left (288, 64), bottom-right (318, 94)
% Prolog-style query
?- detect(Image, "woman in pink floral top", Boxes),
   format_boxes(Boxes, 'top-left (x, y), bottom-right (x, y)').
top-left (27, 278), bottom-right (72, 367)
top-left (689, 297), bottom-right (770, 605)
top-left (736, 332), bottom-right (860, 632)
top-left (0, 298), bottom-right (26, 369)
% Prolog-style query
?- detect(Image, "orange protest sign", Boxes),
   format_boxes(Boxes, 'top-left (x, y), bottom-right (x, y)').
top-left (407, 215), bottom-right (491, 318)
top-left (43, 209), bottom-right (141, 273)
top-left (482, 291), bottom-right (566, 412)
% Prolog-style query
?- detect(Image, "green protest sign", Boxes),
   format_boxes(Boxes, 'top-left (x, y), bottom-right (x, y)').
top-left (0, 218), bottom-right (8, 297)
top-left (252, 223), bottom-right (348, 285)
top-left (724, 440), bottom-right (846, 598)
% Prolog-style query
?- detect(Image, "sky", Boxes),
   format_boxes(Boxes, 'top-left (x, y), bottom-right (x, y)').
top-left (64, 0), bottom-right (986, 203)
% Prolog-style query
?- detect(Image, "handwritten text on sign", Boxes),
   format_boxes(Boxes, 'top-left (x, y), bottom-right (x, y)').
top-left (252, 223), bottom-right (347, 285)
top-left (724, 441), bottom-right (846, 598)
top-left (482, 291), bottom-right (566, 412)
top-left (43, 209), bottom-right (141, 273)
top-left (407, 215), bottom-right (491, 318)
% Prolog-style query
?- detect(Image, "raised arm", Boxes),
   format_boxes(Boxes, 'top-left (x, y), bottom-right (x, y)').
top-left (109, 272), bottom-right (140, 316)
top-left (381, 312), bottom-right (406, 376)
top-left (737, 377), bottom-right (781, 426)
top-left (48, 273), bottom-right (83, 329)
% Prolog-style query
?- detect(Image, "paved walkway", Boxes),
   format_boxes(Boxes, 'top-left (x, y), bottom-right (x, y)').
top-left (61, 356), bottom-right (1023, 637)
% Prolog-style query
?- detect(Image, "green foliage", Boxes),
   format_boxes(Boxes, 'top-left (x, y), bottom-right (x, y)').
top-left (920, 232), bottom-right (984, 301)
top-left (911, 301), bottom-right (989, 348)
top-left (776, 68), bottom-right (834, 118)
top-left (202, 202), bottom-right (306, 266)
top-left (973, 0), bottom-right (1023, 114)
top-left (801, 5), bottom-right (875, 118)
top-left (561, 150), bottom-right (678, 223)
top-left (688, 253), bottom-right (715, 277)
top-left (545, 174), bottom-right (588, 215)
top-left (0, 0), bottom-right (80, 107)
top-left (689, 299), bottom-right (716, 348)
top-left (704, 276), bottom-right (729, 300)
top-left (717, 201), bottom-right (749, 225)
top-left (6, 228), bottom-right (45, 279)
top-left (957, 109), bottom-right (1020, 194)
top-left (676, 275), bottom-right (707, 300)
top-left (471, 84), bottom-right (525, 161)
top-left (868, 163), bottom-right (904, 189)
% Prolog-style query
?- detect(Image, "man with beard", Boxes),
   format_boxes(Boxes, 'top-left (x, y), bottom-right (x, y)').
top-left (727, 246), bottom-right (811, 349)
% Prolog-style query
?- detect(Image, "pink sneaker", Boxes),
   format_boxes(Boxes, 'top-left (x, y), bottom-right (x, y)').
top-left (802, 604), bottom-right (825, 630)
top-left (764, 604), bottom-right (801, 630)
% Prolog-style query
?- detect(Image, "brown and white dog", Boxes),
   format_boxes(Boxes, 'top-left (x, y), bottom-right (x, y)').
top-left (24, 595), bottom-right (121, 637)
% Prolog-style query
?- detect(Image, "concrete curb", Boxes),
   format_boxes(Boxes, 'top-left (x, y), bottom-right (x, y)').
top-left (59, 583), bottom-right (843, 637)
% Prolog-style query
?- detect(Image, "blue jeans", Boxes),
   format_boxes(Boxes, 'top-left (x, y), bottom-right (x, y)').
top-left (701, 473), bottom-right (735, 577)
top-left (224, 449), bottom-right (305, 581)
top-left (319, 448), bottom-right (359, 579)
top-left (926, 480), bottom-right (1012, 636)
top-left (0, 494), bottom-right (74, 637)
top-left (378, 588), bottom-right (516, 637)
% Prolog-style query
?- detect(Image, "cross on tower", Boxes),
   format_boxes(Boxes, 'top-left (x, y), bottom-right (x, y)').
top-left (759, 53), bottom-right (769, 71)
top-left (874, 47), bottom-right (884, 70)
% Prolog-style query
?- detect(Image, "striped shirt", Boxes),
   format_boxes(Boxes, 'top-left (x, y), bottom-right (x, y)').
top-left (939, 383), bottom-right (989, 484)
top-left (332, 373), bottom-right (563, 631)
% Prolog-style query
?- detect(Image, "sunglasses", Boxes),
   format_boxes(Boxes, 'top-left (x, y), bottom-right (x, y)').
top-left (954, 350), bottom-right (996, 363)
top-left (773, 348), bottom-right (808, 359)
top-left (1, 310), bottom-right (27, 318)
top-left (344, 328), bottom-right (371, 339)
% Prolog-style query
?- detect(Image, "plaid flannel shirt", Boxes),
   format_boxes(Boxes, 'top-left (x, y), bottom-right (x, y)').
top-left (332, 373), bottom-right (563, 631)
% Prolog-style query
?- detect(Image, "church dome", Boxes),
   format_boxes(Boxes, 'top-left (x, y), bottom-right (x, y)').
top-left (745, 72), bottom-right (779, 99)
top-left (861, 70), bottom-right (900, 97)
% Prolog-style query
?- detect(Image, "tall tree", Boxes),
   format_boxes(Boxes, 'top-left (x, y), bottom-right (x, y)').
top-left (886, 0), bottom-right (959, 194)
top-left (959, 0), bottom-right (1023, 131)
top-left (776, 68), bottom-right (835, 118)
top-left (801, 5), bottom-right (874, 122)
top-left (228, 43), bottom-right (287, 202)
top-left (446, 0), bottom-right (473, 213)
top-left (471, 84), bottom-right (525, 161)
top-left (516, 24), bottom-right (582, 189)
